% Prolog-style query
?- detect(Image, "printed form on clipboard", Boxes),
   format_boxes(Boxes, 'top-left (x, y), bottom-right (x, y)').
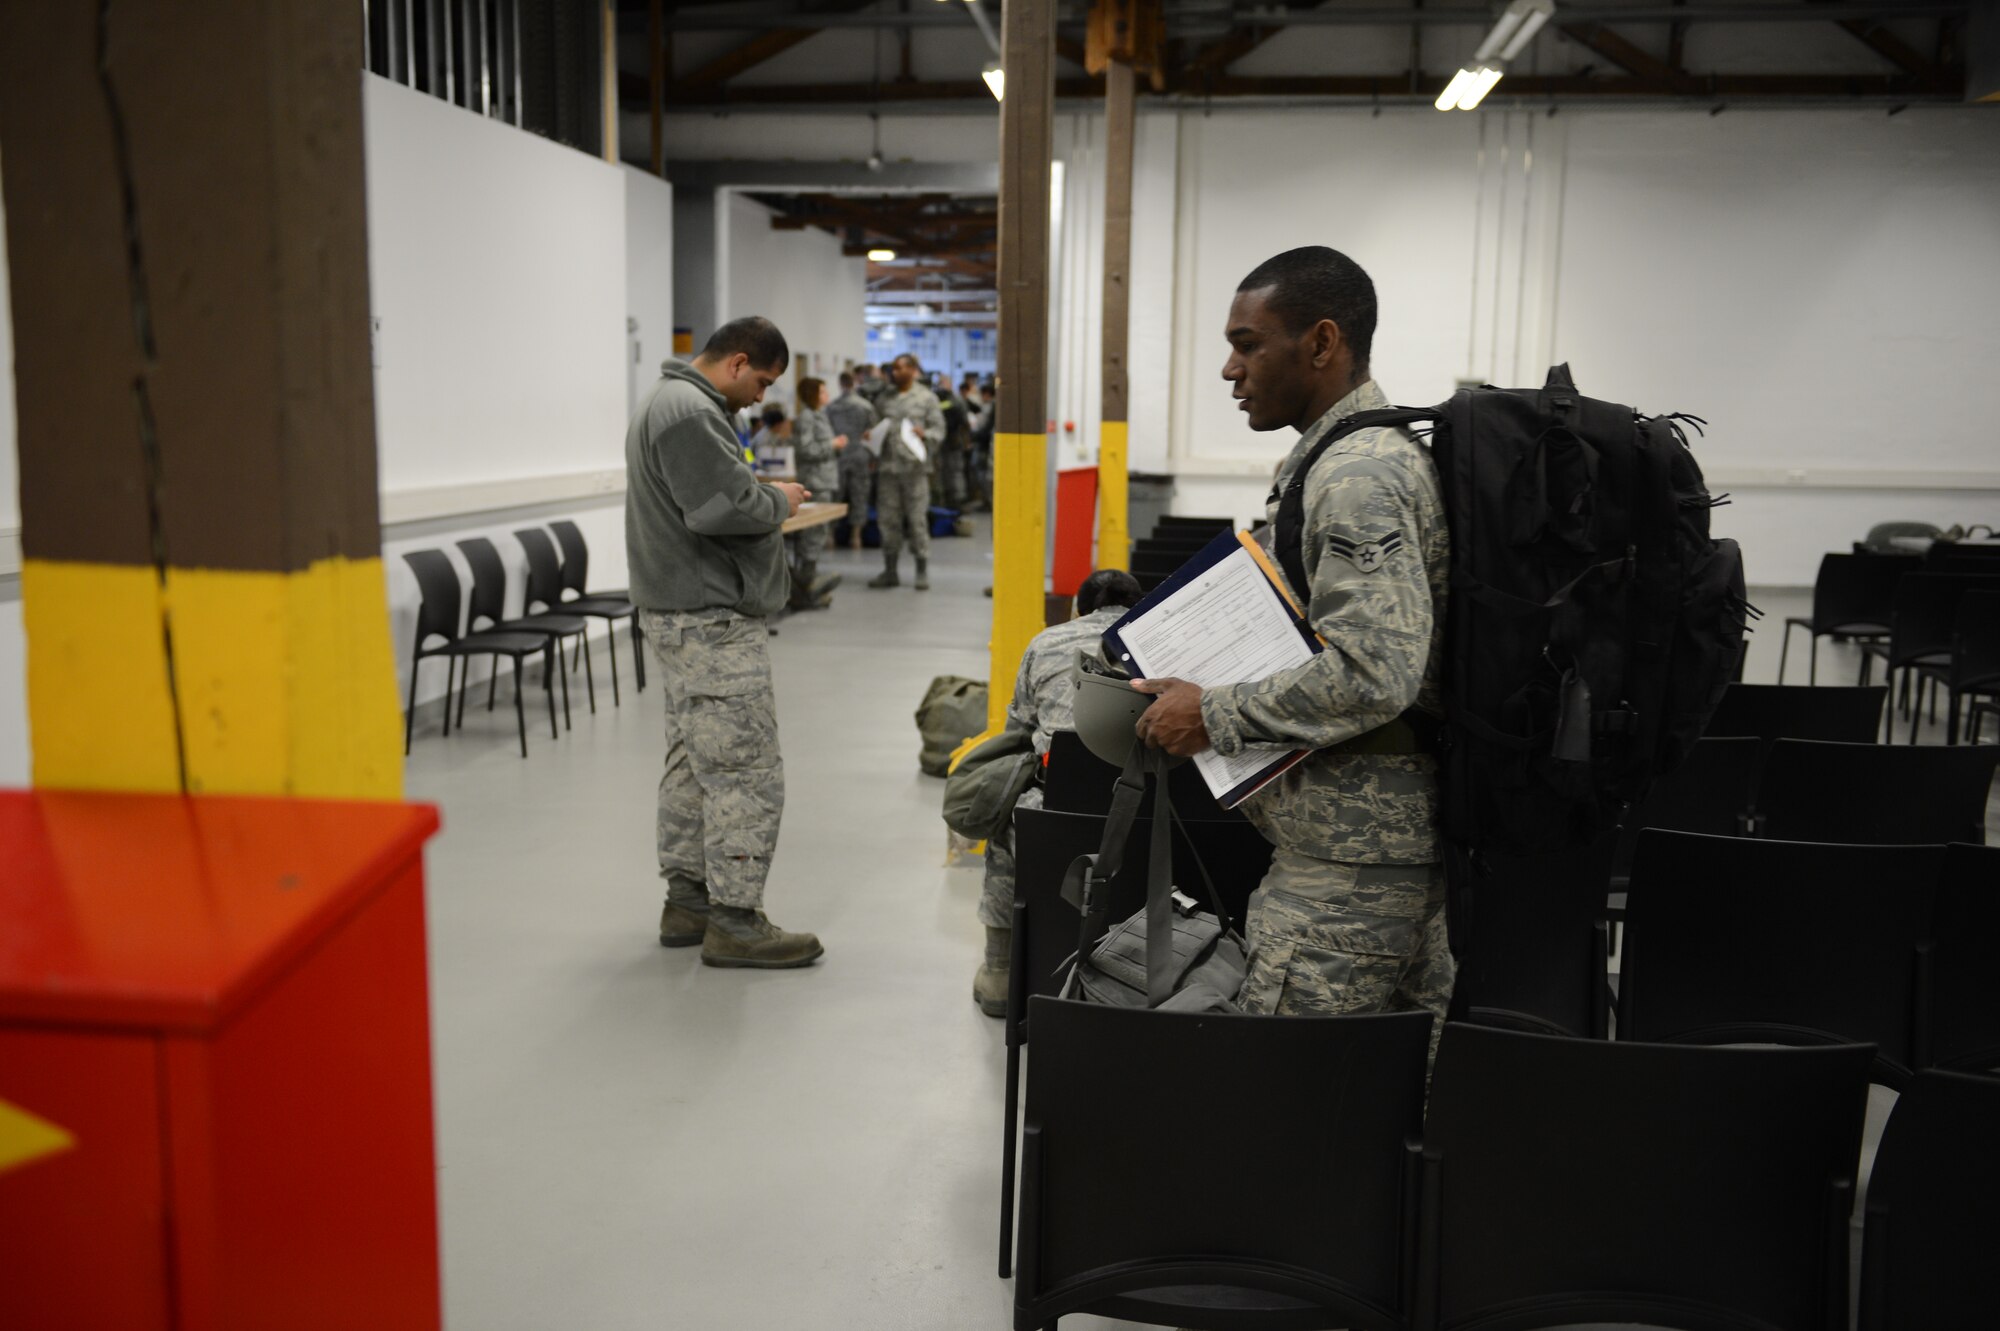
top-left (1104, 528), bottom-right (1324, 809)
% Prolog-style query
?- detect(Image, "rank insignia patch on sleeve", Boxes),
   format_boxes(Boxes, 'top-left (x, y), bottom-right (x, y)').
top-left (1327, 529), bottom-right (1403, 573)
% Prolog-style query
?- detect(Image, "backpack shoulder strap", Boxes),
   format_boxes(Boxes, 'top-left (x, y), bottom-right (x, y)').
top-left (1272, 406), bottom-right (1436, 603)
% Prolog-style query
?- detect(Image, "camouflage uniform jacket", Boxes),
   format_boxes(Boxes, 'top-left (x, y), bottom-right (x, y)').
top-left (877, 385), bottom-right (946, 476)
top-left (1198, 379), bottom-right (1449, 864)
top-left (1007, 606), bottom-right (1129, 755)
top-left (825, 390), bottom-right (878, 446)
top-left (793, 406), bottom-right (841, 495)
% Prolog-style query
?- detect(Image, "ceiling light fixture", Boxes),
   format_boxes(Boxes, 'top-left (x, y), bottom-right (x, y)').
top-left (1437, 0), bottom-right (1553, 111)
top-left (982, 63), bottom-right (1005, 101)
top-left (868, 248), bottom-right (897, 262)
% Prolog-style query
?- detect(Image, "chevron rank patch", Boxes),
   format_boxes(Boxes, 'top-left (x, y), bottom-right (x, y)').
top-left (1328, 529), bottom-right (1404, 574)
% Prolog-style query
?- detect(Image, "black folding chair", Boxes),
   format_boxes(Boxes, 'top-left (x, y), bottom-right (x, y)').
top-left (1778, 552), bottom-right (1918, 685)
top-left (1416, 1025), bottom-right (1874, 1331)
top-left (1607, 734), bottom-right (1761, 918)
top-left (1911, 587), bottom-right (2000, 745)
top-left (1156, 515), bottom-right (1235, 537)
top-left (1017, 1000), bottom-right (1431, 1331)
top-left (548, 518), bottom-right (646, 693)
top-left (998, 805), bottom-right (1270, 1278)
top-left (1621, 829), bottom-right (1946, 1086)
top-left (401, 549), bottom-right (556, 758)
top-left (1859, 1068), bottom-right (2000, 1331)
top-left (1449, 834), bottom-right (1614, 1039)
top-left (518, 527), bottom-right (634, 707)
top-left (1928, 842), bottom-right (2000, 1074)
top-left (455, 537), bottom-right (593, 728)
top-left (1041, 730), bottom-right (1246, 823)
top-left (1703, 682), bottom-right (1886, 748)
top-left (1754, 738), bottom-right (2000, 845)
top-left (1858, 573), bottom-right (2000, 741)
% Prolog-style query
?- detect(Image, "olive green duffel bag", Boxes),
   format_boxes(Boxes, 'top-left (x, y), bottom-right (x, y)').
top-left (941, 727), bottom-right (1037, 841)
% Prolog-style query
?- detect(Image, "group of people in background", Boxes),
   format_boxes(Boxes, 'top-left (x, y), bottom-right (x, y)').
top-left (734, 355), bottom-right (997, 605)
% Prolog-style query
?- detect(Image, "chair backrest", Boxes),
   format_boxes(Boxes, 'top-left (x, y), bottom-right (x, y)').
top-left (1927, 842), bottom-right (2000, 1073)
top-left (1450, 833), bottom-right (1614, 1039)
top-left (1041, 730), bottom-right (1244, 822)
top-left (1610, 735), bottom-right (1761, 882)
top-left (548, 519), bottom-right (590, 598)
top-left (1756, 738), bottom-right (2000, 846)
top-left (1419, 1024), bottom-right (1874, 1331)
top-left (401, 549), bottom-right (464, 648)
top-left (1810, 551), bottom-right (1921, 634)
top-left (1859, 521), bottom-right (1940, 554)
top-left (1859, 1068), bottom-right (2000, 1331)
top-left (1622, 829), bottom-right (1945, 1083)
top-left (513, 528), bottom-right (565, 614)
top-left (1952, 589), bottom-right (2000, 690)
top-left (453, 537), bottom-right (511, 631)
top-left (1925, 538), bottom-right (2000, 564)
top-left (1704, 683), bottom-right (1886, 747)
top-left (1886, 573), bottom-right (2000, 668)
top-left (1020, 999), bottom-right (1430, 1331)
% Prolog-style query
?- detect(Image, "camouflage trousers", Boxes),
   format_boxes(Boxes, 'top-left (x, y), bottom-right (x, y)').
top-left (1238, 850), bottom-right (1454, 1058)
top-left (977, 784), bottom-right (1041, 930)
top-left (793, 521), bottom-right (830, 563)
top-left (641, 609), bottom-right (785, 909)
top-left (876, 466), bottom-right (931, 561)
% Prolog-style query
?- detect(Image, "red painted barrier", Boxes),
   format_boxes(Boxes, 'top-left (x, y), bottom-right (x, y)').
top-left (1052, 465), bottom-right (1101, 600)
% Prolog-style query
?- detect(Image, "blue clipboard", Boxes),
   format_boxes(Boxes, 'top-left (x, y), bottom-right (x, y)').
top-left (1100, 528), bottom-right (1321, 808)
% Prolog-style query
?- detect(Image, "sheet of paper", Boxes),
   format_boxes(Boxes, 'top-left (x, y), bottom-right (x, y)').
top-left (899, 419), bottom-right (928, 466)
top-left (1113, 544), bottom-right (1315, 801)
top-left (862, 419), bottom-right (893, 456)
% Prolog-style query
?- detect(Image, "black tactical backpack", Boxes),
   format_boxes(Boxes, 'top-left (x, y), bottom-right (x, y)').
top-left (1275, 365), bottom-right (1749, 858)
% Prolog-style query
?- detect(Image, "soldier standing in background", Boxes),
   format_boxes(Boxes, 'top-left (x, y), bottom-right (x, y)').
top-left (826, 371), bottom-right (879, 549)
top-left (868, 353), bottom-right (946, 592)
top-left (972, 569), bottom-right (1144, 1016)
top-left (788, 378), bottom-right (845, 610)
top-left (1128, 247), bottom-right (1452, 1055)
top-left (627, 316), bottom-right (824, 970)
top-left (855, 362), bottom-right (893, 411)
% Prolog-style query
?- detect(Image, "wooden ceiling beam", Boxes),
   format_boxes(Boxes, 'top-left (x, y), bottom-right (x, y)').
top-left (677, 0), bottom-right (876, 90)
top-left (1559, 22), bottom-right (1699, 91)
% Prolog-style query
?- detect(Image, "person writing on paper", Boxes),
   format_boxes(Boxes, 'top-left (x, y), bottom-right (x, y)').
top-left (868, 353), bottom-right (947, 592)
top-left (971, 568), bottom-right (1146, 1018)
top-left (629, 316), bottom-right (823, 970)
top-left (1129, 247), bottom-right (1452, 1047)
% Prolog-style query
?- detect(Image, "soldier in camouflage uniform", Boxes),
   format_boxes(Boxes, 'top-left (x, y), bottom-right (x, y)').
top-left (868, 354), bottom-right (947, 592)
top-left (973, 569), bottom-right (1145, 1016)
top-left (1131, 247), bottom-right (1452, 1057)
top-left (787, 378), bottom-right (844, 609)
top-left (626, 317), bottom-right (823, 969)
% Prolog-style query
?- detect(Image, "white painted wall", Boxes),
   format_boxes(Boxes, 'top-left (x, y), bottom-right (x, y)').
top-left (624, 166), bottom-right (675, 413)
top-left (719, 192), bottom-right (869, 415)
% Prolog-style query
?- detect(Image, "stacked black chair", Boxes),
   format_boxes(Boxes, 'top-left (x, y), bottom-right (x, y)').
top-left (1607, 734), bottom-right (1761, 919)
top-left (1859, 1068), bottom-right (2000, 1331)
top-left (1017, 1000), bottom-right (1431, 1331)
top-left (1855, 521), bottom-right (1940, 554)
top-left (998, 804), bottom-right (1271, 1276)
top-left (1703, 682), bottom-right (1886, 751)
top-left (1858, 573), bottom-right (2000, 741)
top-left (518, 526), bottom-right (635, 707)
top-left (455, 537), bottom-right (593, 728)
top-left (1448, 834), bottom-right (1614, 1039)
top-left (1778, 551), bottom-right (1919, 684)
top-left (1621, 829), bottom-right (1946, 1085)
top-left (1416, 1025), bottom-right (1874, 1331)
top-left (401, 549), bottom-right (557, 758)
top-left (1911, 586), bottom-right (2000, 744)
top-left (1927, 843), bottom-right (2000, 1075)
top-left (1041, 731), bottom-right (1246, 823)
top-left (1753, 738), bottom-right (2000, 845)
top-left (1157, 515), bottom-right (1234, 537)
top-left (548, 518), bottom-right (646, 693)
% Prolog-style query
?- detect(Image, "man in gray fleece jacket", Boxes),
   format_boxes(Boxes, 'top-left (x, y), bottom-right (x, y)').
top-left (628, 317), bottom-right (823, 969)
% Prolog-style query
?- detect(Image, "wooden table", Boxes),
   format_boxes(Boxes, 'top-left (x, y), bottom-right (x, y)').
top-left (782, 502), bottom-right (847, 534)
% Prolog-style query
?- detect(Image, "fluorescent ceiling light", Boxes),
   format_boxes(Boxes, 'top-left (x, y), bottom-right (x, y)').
top-left (1474, 0), bottom-right (1556, 64)
top-left (867, 248), bottom-right (896, 261)
top-left (1434, 67), bottom-right (1477, 111)
top-left (1435, 64), bottom-right (1503, 111)
top-left (982, 63), bottom-right (1005, 101)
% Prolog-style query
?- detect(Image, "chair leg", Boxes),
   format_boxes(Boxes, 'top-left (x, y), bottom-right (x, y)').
top-left (999, 1039), bottom-right (1020, 1279)
top-left (1808, 634), bottom-right (1818, 686)
top-left (572, 633), bottom-right (582, 673)
top-left (632, 616), bottom-right (647, 692)
top-left (1778, 622), bottom-right (1792, 684)
top-left (1947, 690), bottom-right (1962, 746)
top-left (556, 639), bottom-right (573, 730)
top-left (1858, 651), bottom-right (1871, 686)
top-left (1928, 676), bottom-right (1939, 726)
top-left (405, 654), bottom-right (422, 755)
top-left (605, 621), bottom-right (621, 706)
top-left (487, 658), bottom-right (498, 711)
top-left (1910, 683), bottom-right (1923, 745)
top-left (580, 630), bottom-right (596, 714)
top-left (442, 656), bottom-right (457, 737)
top-left (513, 655), bottom-right (529, 758)
top-left (545, 646), bottom-right (559, 737)
top-left (457, 657), bottom-right (474, 731)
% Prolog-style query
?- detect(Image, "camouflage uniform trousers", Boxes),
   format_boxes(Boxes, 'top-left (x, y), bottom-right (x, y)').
top-left (876, 465), bottom-right (932, 562)
top-left (977, 784), bottom-right (1042, 930)
top-left (640, 608), bottom-right (785, 910)
top-left (1237, 849), bottom-right (1454, 1059)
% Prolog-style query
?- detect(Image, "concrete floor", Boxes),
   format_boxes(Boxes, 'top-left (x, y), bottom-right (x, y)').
top-left (407, 543), bottom-right (1987, 1330)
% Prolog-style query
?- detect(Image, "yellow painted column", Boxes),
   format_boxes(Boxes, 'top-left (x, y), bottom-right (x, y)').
top-left (989, 431), bottom-right (1050, 732)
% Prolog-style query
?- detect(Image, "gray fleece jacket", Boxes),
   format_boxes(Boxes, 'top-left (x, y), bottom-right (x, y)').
top-left (624, 360), bottom-right (789, 616)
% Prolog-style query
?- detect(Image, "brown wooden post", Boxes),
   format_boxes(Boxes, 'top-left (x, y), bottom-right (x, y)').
top-left (602, 0), bottom-right (620, 163)
top-left (650, 0), bottom-right (667, 176)
top-left (0, 1), bottom-right (402, 799)
top-left (989, 0), bottom-right (1056, 732)
top-left (1097, 56), bottom-right (1136, 570)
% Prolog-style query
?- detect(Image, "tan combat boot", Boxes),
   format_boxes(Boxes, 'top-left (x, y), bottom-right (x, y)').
top-left (913, 557), bottom-right (930, 591)
top-left (867, 552), bottom-right (900, 588)
top-left (973, 925), bottom-right (1011, 1017)
top-left (701, 904), bottom-right (825, 969)
top-left (658, 876), bottom-right (710, 948)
